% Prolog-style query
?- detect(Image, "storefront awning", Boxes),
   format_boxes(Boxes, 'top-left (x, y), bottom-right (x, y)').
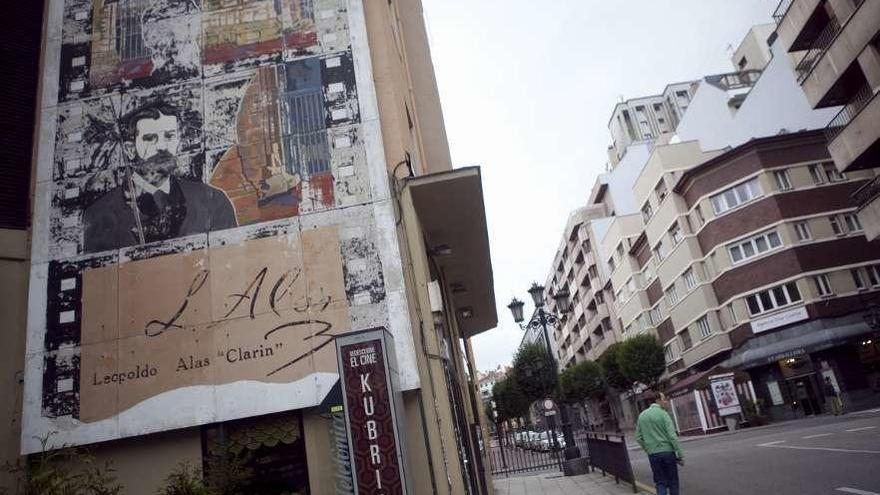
top-left (406, 167), bottom-right (497, 338)
top-left (721, 322), bottom-right (873, 370)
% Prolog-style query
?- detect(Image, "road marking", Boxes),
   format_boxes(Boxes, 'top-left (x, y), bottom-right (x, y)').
top-left (846, 426), bottom-right (877, 432)
top-left (851, 408), bottom-right (880, 415)
top-left (757, 440), bottom-right (786, 446)
top-left (759, 444), bottom-right (880, 454)
top-left (836, 488), bottom-right (880, 495)
top-left (802, 433), bottom-right (833, 439)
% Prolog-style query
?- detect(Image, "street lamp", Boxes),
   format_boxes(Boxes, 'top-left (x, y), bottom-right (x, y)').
top-left (508, 282), bottom-right (581, 461)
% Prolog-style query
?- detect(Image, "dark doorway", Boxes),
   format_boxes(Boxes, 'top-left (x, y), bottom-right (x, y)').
top-left (202, 410), bottom-right (310, 494)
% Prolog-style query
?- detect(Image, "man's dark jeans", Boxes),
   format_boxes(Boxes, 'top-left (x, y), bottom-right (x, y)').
top-left (648, 451), bottom-right (679, 495)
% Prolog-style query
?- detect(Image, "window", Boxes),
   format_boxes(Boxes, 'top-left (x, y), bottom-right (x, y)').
top-left (728, 230), bottom-right (782, 264)
top-left (852, 269), bottom-right (865, 290)
top-left (830, 214), bottom-right (862, 235)
top-left (738, 56), bottom-right (748, 69)
top-left (794, 222), bottom-right (812, 241)
top-left (683, 268), bottom-right (697, 290)
top-left (655, 179), bottom-right (668, 202)
top-left (710, 178), bottom-right (762, 215)
top-left (607, 257), bottom-right (616, 272)
top-left (641, 201), bottom-right (654, 221)
top-left (653, 240), bottom-right (668, 261)
top-left (746, 282), bottom-right (802, 316)
top-left (830, 215), bottom-right (843, 235)
top-left (813, 274), bottom-right (833, 296)
top-left (727, 304), bottom-right (738, 324)
top-left (665, 284), bottom-right (679, 305)
top-left (594, 291), bottom-right (604, 304)
top-left (696, 316), bottom-right (712, 339)
top-left (665, 341), bottom-right (679, 363)
top-left (669, 222), bottom-right (683, 244)
top-left (808, 164), bottom-right (825, 185)
top-left (823, 162), bottom-right (845, 182)
top-left (650, 306), bottom-right (663, 325)
top-left (774, 170), bottom-right (792, 190)
top-left (844, 213), bottom-right (863, 232)
top-left (616, 243), bottom-right (625, 257)
top-left (867, 265), bottom-right (880, 287)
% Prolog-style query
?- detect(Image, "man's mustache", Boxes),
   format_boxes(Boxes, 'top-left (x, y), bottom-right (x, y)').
top-left (133, 150), bottom-right (178, 168)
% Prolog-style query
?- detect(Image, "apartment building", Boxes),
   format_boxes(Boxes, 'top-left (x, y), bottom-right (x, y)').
top-left (774, 0), bottom-right (880, 240)
top-left (543, 206), bottom-right (619, 368)
top-left (607, 81), bottom-right (698, 166)
top-left (4, 1), bottom-right (497, 494)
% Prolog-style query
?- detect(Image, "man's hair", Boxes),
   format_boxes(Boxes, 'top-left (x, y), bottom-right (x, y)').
top-left (120, 100), bottom-right (179, 143)
top-left (658, 392), bottom-right (668, 401)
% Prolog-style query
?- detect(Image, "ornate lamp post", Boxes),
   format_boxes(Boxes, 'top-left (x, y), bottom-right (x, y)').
top-left (507, 282), bottom-right (581, 461)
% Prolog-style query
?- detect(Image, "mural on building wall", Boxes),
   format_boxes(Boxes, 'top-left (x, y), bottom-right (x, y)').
top-left (25, 0), bottom-right (399, 454)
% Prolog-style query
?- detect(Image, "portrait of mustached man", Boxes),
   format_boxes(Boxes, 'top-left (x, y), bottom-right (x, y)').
top-left (83, 101), bottom-right (237, 253)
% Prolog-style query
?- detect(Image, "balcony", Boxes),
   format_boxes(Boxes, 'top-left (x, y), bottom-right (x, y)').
top-left (774, 0), bottom-right (824, 51)
top-left (852, 176), bottom-right (880, 241)
top-left (826, 84), bottom-right (880, 172)
top-left (681, 332), bottom-right (732, 369)
top-left (797, 0), bottom-right (878, 108)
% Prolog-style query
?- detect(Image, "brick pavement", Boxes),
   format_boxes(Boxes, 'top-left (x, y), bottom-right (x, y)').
top-left (493, 471), bottom-right (647, 495)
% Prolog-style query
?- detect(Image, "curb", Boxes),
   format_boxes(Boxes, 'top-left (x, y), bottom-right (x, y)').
top-left (635, 480), bottom-right (656, 494)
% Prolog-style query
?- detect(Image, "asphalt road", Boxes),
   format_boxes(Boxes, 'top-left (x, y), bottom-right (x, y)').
top-left (630, 408), bottom-right (880, 495)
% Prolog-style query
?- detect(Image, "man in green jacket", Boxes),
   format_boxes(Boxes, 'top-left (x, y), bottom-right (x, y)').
top-left (636, 393), bottom-right (683, 495)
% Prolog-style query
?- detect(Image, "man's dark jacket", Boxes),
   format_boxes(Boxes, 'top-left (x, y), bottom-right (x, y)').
top-left (83, 178), bottom-right (237, 253)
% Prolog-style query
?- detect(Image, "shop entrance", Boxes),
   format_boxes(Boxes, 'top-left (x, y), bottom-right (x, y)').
top-left (790, 376), bottom-right (822, 416)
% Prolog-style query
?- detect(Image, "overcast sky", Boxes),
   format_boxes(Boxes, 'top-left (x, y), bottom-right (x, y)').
top-left (420, 0), bottom-right (775, 372)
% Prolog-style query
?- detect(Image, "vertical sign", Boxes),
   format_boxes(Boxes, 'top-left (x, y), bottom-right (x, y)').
top-left (336, 328), bottom-right (407, 495)
top-left (709, 373), bottom-right (742, 417)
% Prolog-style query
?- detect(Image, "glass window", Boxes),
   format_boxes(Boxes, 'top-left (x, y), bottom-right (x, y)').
top-left (730, 245), bottom-right (743, 262)
top-left (808, 164), bottom-right (825, 185)
top-left (852, 268), bottom-right (865, 289)
top-left (665, 285), bottom-right (679, 305)
top-left (696, 316), bottom-right (712, 338)
top-left (741, 242), bottom-right (755, 258)
top-left (786, 282), bottom-right (802, 302)
top-left (683, 268), bottom-right (697, 290)
top-left (830, 216), bottom-right (843, 235)
top-left (795, 222), bottom-right (812, 241)
top-left (823, 162), bottom-right (845, 182)
top-left (759, 291), bottom-right (774, 310)
top-left (669, 222), bottom-right (683, 244)
top-left (747, 295), bottom-right (761, 315)
top-left (844, 214), bottom-right (863, 232)
top-left (867, 265), bottom-right (880, 286)
top-left (641, 201), bottom-right (653, 221)
top-left (774, 170), bottom-right (792, 190)
top-left (813, 274), bottom-right (833, 296)
top-left (755, 236), bottom-right (768, 252)
top-left (747, 281), bottom-right (802, 316)
top-left (727, 304), bottom-right (737, 324)
top-left (767, 232), bottom-right (781, 248)
top-left (710, 178), bottom-right (761, 214)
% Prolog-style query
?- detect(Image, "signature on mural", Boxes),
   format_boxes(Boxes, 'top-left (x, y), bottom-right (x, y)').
top-left (145, 265), bottom-right (337, 377)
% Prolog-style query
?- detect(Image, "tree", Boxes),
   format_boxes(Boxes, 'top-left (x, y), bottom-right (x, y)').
top-left (559, 360), bottom-right (605, 404)
top-left (598, 342), bottom-right (630, 391)
top-left (617, 334), bottom-right (665, 389)
top-left (491, 376), bottom-right (529, 423)
top-left (511, 342), bottom-right (557, 403)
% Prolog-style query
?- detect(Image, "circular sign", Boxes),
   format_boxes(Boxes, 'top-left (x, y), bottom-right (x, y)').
top-left (543, 398), bottom-right (555, 411)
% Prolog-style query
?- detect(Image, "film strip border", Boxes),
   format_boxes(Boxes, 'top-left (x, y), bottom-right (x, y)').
top-left (41, 254), bottom-right (115, 418)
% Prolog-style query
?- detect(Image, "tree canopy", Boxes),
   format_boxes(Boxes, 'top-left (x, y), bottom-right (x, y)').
top-left (617, 334), bottom-right (665, 389)
top-left (511, 342), bottom-right (558, 403)
top-left (491, 376), bottom-right (530, 422)
top-left (559, 360), bottom-right (605, 404)
top-left (597, 342), bottom-right (630, 391)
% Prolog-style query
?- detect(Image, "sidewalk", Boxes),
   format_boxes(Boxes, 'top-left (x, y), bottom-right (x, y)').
top-left (493, 471), bottom-right (648, 495)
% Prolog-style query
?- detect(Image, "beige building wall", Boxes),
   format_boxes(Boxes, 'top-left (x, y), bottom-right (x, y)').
top-left (0, 230), bottom-right (30, 491)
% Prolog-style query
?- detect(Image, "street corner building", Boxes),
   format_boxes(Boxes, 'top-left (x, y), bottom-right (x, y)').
top-left (0, 1), bottom-right (497, 494)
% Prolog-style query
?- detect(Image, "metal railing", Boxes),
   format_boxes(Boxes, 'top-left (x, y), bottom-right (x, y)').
top-left (584, 432), bottom-right (638, 492)
top-left (825, 84), bottom-right (876, 143)
top-left (794, 17), bottom-right (840, 83)
top-left (852, 176), bottom-right (880, 210)
top-left (773, 0), bottom-right (795, 24)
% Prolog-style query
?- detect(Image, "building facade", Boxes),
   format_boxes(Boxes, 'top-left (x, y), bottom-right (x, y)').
top-left (3, 1), bottom-right (498, 494)
top-left (546, 18), bottom-right (880, 435)
top-left (774, 0), bottom-right (880, 240)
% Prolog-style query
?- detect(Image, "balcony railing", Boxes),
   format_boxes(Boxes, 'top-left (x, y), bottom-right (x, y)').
top-left (773, 0), bottom-right (795, 24)
top-left (825, 84), bottom-right (876, 143)
top-left (852, 176), bottom-right (880, 210)
top-left (794, 17), bottom-right (840, 83)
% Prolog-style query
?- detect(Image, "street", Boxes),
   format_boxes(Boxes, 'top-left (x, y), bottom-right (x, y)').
top-left (630, 409), bottom-right (880, 495)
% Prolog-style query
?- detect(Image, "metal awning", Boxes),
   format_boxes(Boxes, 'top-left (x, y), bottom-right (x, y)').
top-left (405, 167), bottom-right (497, 338)
top-left (721, 322), bottom-right (873, 370)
